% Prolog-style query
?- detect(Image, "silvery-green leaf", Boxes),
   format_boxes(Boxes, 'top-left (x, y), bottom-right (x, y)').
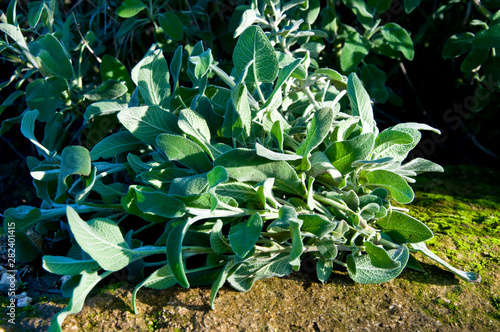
top-left (377, 210), bottom-right (433, 244)
top-left (42, 256), bottom-right (100, 275)
top-left (317, 238), bottom-right (338, 260)
top-left (348, 73), bottom-right (376, 134)
top-left (158, 12), bottom-right (184, 41)
top-left (168, 173), bottom-right (209, 196)
top-left (340, 32), bottom-right (370, 72)
top-left (255, 142), bottom-right (302, 161)
top-left (372, 129), bottom-right (414, 160)
top-left (299, 214), bottom-right (337, 238)
top-left (57, 146), bottom-right (91, 198)
top-left (365, 170), bottom-right (414, 204)
top-left (178, 108), bottom-right (214, 159)
top-left (215, 182), bottom-right (259, 204)
top-left (381, 23), bottom-right (414, 60)
top-left (25, 77), bottom-right (69, 122)
top-left (410, 242), bottom-right (481, 283)
top-left (363, 241), bottom-right (401, 269)
top-left (84, 80), bottom-right (128, 101)
top-left (233, 26), bottom-right (279, 84)
top-left (214, 148), bottom-right (306, 195)
top-left (29, 34), bottom-right (73, 79)
top-left (20, 110), bottom-right (50, 157)
top-left (289, 217), bottom-right (304, 269)
top-left (325, 132), bottom-right (375, 175)
top-left (316, 258), bottom-right (333, 284)
top-left (156, 133), bottom-right (212, 173)
top-left (66, 207), bottom-right (135, 271)
top-left (75, 167), bottom-right (97, 205)
top-left (229, 213), bottom-right (262, 258)
top-left (227, 252), bottom-right (292, 292)
top-left (347, 244), bottom-right (409, 284)
top-left (170, 45), bottom-right (183, 91)
top-left (133, 187), bottom-right (187, 218)
top-left (118, 106), bottom-right (180, 145)
top-left (131, 48), bottom-right (171, 109)
top-left (234, 9), bottom-right (257, 38)
top-left (297, 108), bottom-right (335, 157)
top-left (399, 158), bottom-right (444, 174)
top-left (189, 49), bottom-right (213, 80)
top-left (210, 261), bottom-right (236, 310)
top-left (84, 100), bottom-right (127, 121)
top-left (210, 219), bottom-right (232, 255)
top-left (90, 132), bottom-right (142, 161)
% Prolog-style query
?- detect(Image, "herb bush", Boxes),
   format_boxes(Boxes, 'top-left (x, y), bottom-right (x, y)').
top-left (1, 0), bottom-right (482, 331)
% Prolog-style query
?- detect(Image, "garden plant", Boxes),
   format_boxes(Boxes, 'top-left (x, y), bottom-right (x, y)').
top-left (1, 0), bottom-right (494, 331)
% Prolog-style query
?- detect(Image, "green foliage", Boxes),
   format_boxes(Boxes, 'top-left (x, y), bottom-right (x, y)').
top-left (1, 1), bottom-right (491, 331)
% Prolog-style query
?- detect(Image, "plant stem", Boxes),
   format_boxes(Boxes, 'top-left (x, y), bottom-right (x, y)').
top-left (313, 194), bottom-right (354, 213)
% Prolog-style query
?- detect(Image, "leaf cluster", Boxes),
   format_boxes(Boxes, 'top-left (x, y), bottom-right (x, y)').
top-left (0, 1), bottom-right (484, 331)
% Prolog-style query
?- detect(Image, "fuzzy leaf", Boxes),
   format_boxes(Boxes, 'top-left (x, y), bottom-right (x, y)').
top-left (229, 213), bottom-right (263, 258)
top-left (118, 106), bottom-right (180, 145)
top-left (377, 211), bottom-right (433, 244)
top-left (233, 26), bottom-right (279, 84)
top-left (347, 244), bottom-right (409, 284)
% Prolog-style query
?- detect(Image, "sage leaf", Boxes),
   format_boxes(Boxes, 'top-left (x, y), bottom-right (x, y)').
top-left (158, 12), bottom-right (184, 42)
top-left (118, 106), bottom-right (180, 145)
top-left (100, 55), bottom-right (135, 92)
top-left (363, 241), bottom-right (401, 269)
top-left (347, 73), bottom-right (376, 134)
top-left (340, 32), bottom-right (370, 72)
top-left (57, 146), bottom-right (91, 198)
top-left (26, 77), bottom-right (69, 122)
top-left (84, 80), bottom-right (128, 101)
top-left (233, 26), bottom-right (279, 84)
top-left (316, 258), bottom-right (333, 284)
top-left (365, 170), bottom-right (414, 204)
top-left (210, 219), bottom-right (231, 254)
top-left (116, 0), bottom-right (146, 18)
top-left (131, 48), bottom-right (171, 109)
top-left (42, 256), bottom-right (100, 275)
top-left (347, 244), bottom-right (409, 284)
top-left (66, 206), bottom-right (135, 271)
top-left (133, 187), bottom-right (187, 218)
top-left (227, 252), bottom-right (292, 292)
top-left (297, 107), bottom-right (334, 158)
top-left (156, 133), bottom-right (212, 173)
top-left (377, 210), bottom-right (433, 244)
top-left (325, 132), bottom-right (375, 175)
top-left (214, 148), bottom-right (307, 195)
top-left (84, 100), bottom-right (127, 121)
top-left (90, 131), bottom-right (143, 161)
top-left (381, 23), bottom-right (414, 60)
top-left (255, 142), bottom-right (302, 161)
top-left (410, 242), bottom-right (481, 283)
top-left (29, 34), bottom-right (73, 79)
top-left (210, 261), bottom-right (236, 310)
top-left (229, 213), bottom-right (263, 258)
